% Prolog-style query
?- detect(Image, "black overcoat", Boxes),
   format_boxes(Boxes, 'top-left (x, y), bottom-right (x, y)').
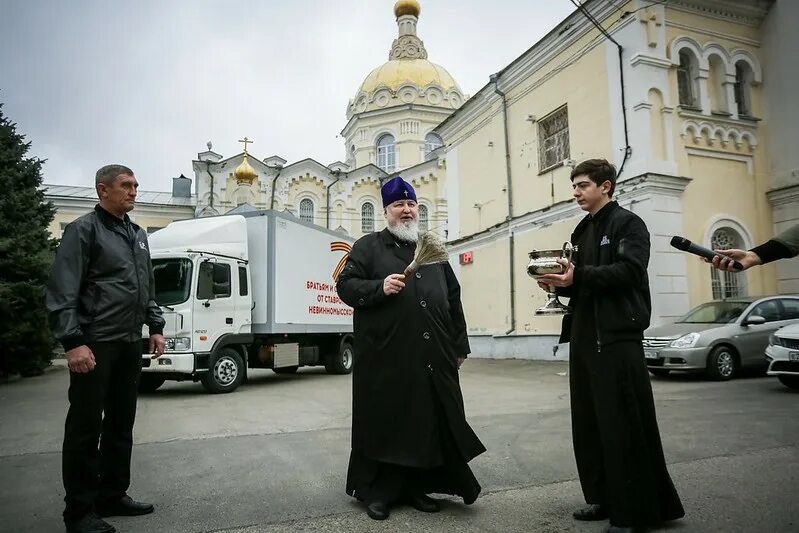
top-left (336, 229), bottom-right (485, 468)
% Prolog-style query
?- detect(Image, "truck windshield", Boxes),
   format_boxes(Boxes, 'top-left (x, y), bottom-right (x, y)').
top-left (152, 258), bottom-right (193, 306)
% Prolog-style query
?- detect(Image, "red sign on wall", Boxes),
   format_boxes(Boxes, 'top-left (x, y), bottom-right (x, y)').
top-left (459, 251), bottom-right (473, 265)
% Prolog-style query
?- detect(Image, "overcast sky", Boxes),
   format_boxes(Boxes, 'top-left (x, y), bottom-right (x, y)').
top-left (1, 0), bottom-right (575, 192)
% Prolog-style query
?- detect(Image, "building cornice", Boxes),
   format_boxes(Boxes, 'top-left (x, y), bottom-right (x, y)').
top-left (341, 104), bottom-right (456, 137)
top-left (667, 0), bottom-right (773, 28)
top-left (767, 183), bottom-right (799, 208)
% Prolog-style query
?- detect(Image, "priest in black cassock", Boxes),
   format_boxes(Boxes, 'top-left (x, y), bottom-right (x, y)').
top-left (336, 176), bottom-right (485, 521)
top-left (539, 159), bottom-right (684, 533)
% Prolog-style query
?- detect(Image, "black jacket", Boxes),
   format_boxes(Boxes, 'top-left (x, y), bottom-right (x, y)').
top-left (46, 205), bottom-right (164, 350)
top-left (337, 229), bottom-right (484, 468)
top-left (559, 201), bottom-right (651, 347)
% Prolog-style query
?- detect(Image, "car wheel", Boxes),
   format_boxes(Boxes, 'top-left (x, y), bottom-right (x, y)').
top-left (326, 341), bottom-right (354, 375)
top-left (201, 348), bottom-right (244, 393)
top-left (778, 375), bottom-right (799, 389)
top-left (706, 346), bottom-right (737, 381)
top-left (138, 374), bottom-right (165, 393)
top-left (273, 366), bottom-right (299, 374)
top-left (648, 368), bottom-right (670, 378)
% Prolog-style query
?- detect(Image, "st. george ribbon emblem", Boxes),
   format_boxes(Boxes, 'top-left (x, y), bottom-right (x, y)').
top-left (330, 241), bottom-right (352, 281)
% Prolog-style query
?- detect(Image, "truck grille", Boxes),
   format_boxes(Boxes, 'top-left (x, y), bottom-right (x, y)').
top-left (643, 338), bottom-right (672, 349)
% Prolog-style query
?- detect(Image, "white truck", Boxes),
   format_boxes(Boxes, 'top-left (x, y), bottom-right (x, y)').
top-left (139, 211), bottom-right (355, 393)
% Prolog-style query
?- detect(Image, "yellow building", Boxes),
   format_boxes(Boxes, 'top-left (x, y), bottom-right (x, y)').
top-left (436, 0), bottom-right (797, 357)
top-left (44, 0), bottom-right (457, 242)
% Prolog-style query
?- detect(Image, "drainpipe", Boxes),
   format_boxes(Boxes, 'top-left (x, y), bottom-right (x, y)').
top-left (326, 169), bottom-right (342, 229)
top-left (490, 72), bottom-right (516, 335)
top-left (204, 160), bottom-right (215, 209)
top-left (269, 166), bottom-right (283, 210)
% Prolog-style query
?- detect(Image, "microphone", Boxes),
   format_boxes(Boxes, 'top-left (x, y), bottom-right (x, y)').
top-left (670, 236), bottom-right (743, 271)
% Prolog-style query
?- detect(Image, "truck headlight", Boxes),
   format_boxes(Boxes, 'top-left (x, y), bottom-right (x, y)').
top-left (670, 332), bottom-right (700, 349)
top-left (165, 337), bottom-right (191, 351)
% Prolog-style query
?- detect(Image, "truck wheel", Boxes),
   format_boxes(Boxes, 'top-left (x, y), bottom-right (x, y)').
top-left (138, 374), bottom-right (165, 393)
top-left (273, 366), bottom-right (299, 374)
top-left (778, 375), bottom-right (799, 389)
top-left (201, 348), bottom-right (244, 393)
top-left (326, 341), bottom-right (354, 375)
top-left (706, 345), bottom-right (736, 381)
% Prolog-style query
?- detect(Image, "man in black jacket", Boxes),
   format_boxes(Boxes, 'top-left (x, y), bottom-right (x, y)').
top-left (46, 164), bottom-right (165, 533)
top-left (539, 159), bottom-right (684, 533)
top-left (336, 177), bottom-right (485, 521)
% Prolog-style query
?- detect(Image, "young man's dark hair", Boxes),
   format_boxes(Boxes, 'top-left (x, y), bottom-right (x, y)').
top-left (570, 158), bottom-right (617, 197)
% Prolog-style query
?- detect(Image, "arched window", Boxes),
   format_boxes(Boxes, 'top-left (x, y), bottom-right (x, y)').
top-left (361, 202), bottom-right (375, 233)
top-left (424, 133), bottom-right (443, 158)
top-left (734, 61), bottom-right (754, 117)
top-left (418, 204), bottom-right (429, 232)
top-left (348, 144), bottom-right (356, 166)
top-left (710, 228), bottom-right (747, 299)
top-left (376, 134), bottom-right (396, 173)
top-left (677, 49), bottom-right (700, 109)
top-left (708, 55), bottom-right (728, 113)
top-left (299, 198), bottom-right (314, 224)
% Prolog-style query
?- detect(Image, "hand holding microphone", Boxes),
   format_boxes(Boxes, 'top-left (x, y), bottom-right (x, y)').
top-left (669, 236), bottom-right (745, 272)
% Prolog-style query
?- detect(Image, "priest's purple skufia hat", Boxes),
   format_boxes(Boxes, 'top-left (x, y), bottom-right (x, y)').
top-left (381, 177), bottom-right (417, 207)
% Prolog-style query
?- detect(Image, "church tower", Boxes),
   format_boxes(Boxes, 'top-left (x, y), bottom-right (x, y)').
top-left (342, 0), bottom-right (465, 173)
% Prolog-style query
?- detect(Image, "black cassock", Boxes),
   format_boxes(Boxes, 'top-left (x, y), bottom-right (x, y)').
top-left (563, 206), bottom-right (684, 528)
top-left (336, 228), bottom-right (485, 504)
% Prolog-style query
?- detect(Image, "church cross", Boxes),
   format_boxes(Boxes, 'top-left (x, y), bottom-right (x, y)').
top-left (639, 9), bottom-right (661, 48)
top-left (403, 190), bottom-right (409, 197)
top-left (238, 136), bottom-right (254, 154)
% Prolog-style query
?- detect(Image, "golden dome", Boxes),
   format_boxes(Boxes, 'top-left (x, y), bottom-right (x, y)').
top-left (394, 0), bottom-right (420, 18)
top-left (358, 58), bottom-right (458, 95)
top-left (233, 154), bottom-right (257, 186)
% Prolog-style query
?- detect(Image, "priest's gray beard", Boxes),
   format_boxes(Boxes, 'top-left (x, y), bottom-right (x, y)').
top-left (387, 219), bottom-right (419, 243)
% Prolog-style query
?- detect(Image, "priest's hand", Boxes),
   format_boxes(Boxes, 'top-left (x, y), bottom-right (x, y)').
top-left (457, 357), bottom-right (465, 369)
top-left (383, 273), bottom-right (406, 295)
top-left (538, 258), bottom-right (574, 288)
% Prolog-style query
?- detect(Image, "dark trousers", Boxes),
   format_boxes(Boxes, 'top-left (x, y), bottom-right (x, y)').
top-left (570, 340), bottom-right (684, 527)
top-left (62, 341), bottom-right (142, 523)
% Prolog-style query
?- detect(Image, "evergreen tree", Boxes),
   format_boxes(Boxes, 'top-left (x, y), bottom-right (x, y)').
top-left (0, 103), bottom-right (57, 378)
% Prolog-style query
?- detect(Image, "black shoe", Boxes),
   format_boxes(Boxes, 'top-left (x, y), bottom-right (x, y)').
top-left (407, 493), bottom-right (441, 513)
top-left (366, 501), bottom-right (390, 520)
top-left (606, 526), bottom-right (646, 533)
top-left (573, 503), bottom-right (608, 521)
top-left (96, 495), bottom-right (154, 517)
top-left (65, 512), bottom-right (116, 533)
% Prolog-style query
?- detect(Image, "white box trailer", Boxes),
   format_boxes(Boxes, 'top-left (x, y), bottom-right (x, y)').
top-left (140, 211), bottom-right (355, 393)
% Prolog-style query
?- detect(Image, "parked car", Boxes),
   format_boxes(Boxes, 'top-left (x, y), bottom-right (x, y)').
top-left (643, 295), bottom-right (799, 380)
top-left (766, 322), bottom-right (799, 389)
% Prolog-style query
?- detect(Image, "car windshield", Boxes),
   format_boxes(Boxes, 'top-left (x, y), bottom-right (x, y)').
top-left (152, 258), bottom-right (193, 306)
top-left (678, 301), bottom-right (750, 324)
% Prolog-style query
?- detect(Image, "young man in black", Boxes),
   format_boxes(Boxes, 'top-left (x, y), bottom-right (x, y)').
top-left (539, 159), bottom-right (684, 533)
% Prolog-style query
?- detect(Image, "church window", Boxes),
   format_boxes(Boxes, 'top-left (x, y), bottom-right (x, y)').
top-left (538, 106), bottom-right (570, 172)
top-left (377, 134), bottom-right (396, 173)
top-left (710, 228), bottom-right (747, 299)
top-left (361, 202), bottom-right (375, 233)
top-left (419, 204), bottom-right (429, 232)
top-left (424, 133), bottom-right (443, 159)
top-left (677, 50), bottom-right (700, 109)
top-left (299, 198), bottom-right (314, 224)
top-left (348, 144), bottom-right (356, 166)
top-left (734, 61), bottom-right (754, 117)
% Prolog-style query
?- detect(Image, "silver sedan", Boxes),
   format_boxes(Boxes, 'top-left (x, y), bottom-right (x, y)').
top-left (643, 295), bottom-right (799, 380)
